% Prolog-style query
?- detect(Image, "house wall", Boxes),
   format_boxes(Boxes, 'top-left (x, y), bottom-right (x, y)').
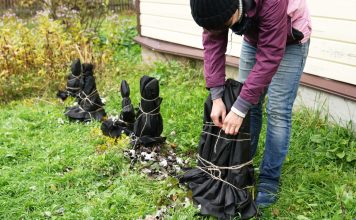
top-left (139, 0), bottom-right (356, 85)
top-left (137, 0), bottom-right (356, 128)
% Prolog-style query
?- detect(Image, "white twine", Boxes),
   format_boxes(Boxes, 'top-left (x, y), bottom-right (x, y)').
top-left (78, 90), bottom-right (104, 109)
top-left (213, 129), bottom-right (222, 153)
top-left (197, 155), bottom-right (253, 192)
top-left (64, 104), bottom-right (103, 121)
top-left (202, 131), bottom-right (250, 142)
top-left (132, 104), bottom-right (161, 147)
top-left (202, 122), bottom-right (250, 144)
top-left (194, 119), bottom-right (253, 192)
top-left (65, 89), bottom-right (104, 121)
top-left (113, 118), bottom-right (134, 126)
top-left (67, 74), bottom-right (81, 81)
top-left (140, 96), bottom-right (160, 102)
top-left (66, 86), bottom-right (80, 91)
top-left (77, 105), bottom-right (104, 121)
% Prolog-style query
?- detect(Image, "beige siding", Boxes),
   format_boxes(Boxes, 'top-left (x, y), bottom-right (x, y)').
top-left (140, 0), bottom-right (356, 85)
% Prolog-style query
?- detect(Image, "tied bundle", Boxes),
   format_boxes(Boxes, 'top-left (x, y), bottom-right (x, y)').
top-left (65, 64), bottom-right (106, 122)
top-left (101, 80), bottom-right (136, 137)
top-left (180, 79), bottom-right (257, 219)
top-left (133, 75), bottom-right (165, 147)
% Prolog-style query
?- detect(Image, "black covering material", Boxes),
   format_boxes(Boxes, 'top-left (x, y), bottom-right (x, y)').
top-left (101, 80), bottom-right (136, 137)
top-left (180, 79), bottom-right (257, 219)
top-left (133, 75), bottom-right (165, 147)
top-left (65, 64), bottom-right (106, 122)
top-left (57, 58), bottom-right (82, 101)
top-left (120, 80), bottom-right (136, 126)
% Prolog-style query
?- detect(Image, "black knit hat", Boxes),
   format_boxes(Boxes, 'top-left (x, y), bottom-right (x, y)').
top-left (190, 0), bottom-right (239, 30)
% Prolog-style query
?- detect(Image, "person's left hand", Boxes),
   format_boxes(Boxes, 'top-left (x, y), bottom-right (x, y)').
top-left (222, 111), bottom-right (244, 135)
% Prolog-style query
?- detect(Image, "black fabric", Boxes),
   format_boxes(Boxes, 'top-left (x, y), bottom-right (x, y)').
top-left (180, 79), bottom-right (257, 219)
top-left (101, 80), bottom-right (136, 138)
top-left (120, 80), bottom-right (136, 126)
top-left (230, 15), bottom-right (255, 36)
top-left (101, 119), bottom-right (132, 137)
top-left (289, 27), bottom-right (305, 44)
top-left (190, 0), bottom-right (239, 30)
top-left (57, 58), bottom-right (82, 101)
top-left (133, 76), bottom-right (165, 147)
top-left (65, 63), bottom-right (106, 122)
top-left (230, 0), bottom-right (256, 36)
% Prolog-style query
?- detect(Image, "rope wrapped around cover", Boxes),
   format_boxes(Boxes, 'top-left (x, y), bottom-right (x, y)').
top-left (133, 75), bottom-right (165, 147)
top-left (101, 80), bottom-right (136, 137)
top-left (65, 63), bottom-right (106, 122)
top-left (57, 58), bottom-right (83, 101)
top-left (180, 79), bottom-right (257, 219)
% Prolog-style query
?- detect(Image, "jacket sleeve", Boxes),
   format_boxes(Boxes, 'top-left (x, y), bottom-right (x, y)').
top-left (234, 0), bottom-right (288, 115)
top-left (203, 29), bottom-right (229, 88)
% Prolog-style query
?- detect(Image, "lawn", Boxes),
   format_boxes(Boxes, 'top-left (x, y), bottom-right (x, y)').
top-left (0, 13), bottom-right (355, 220)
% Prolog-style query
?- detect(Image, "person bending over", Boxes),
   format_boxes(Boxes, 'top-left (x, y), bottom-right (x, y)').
top-left (190, 0), bottom-right (312, 207)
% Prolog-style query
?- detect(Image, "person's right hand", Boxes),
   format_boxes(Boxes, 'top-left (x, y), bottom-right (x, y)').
top-left (211, 98), bottom-right (226, 128)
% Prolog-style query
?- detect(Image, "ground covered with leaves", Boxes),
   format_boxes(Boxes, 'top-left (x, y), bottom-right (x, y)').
top-left (0, 12), bottom-right (355, 220)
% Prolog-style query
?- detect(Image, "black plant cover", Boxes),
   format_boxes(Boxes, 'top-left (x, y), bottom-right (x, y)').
top-left (180, 79), bottom-right (257, 219)
top-left (101, 80), bottom-right (136, 137)
top-left (57, 58), bottom-right (82, 101)
top-left (119, 80), bottom-right (136, 126)
top-left (133, 75), bottom-right (165, 147)
top-left (65, 63), bottom-right (106, 122)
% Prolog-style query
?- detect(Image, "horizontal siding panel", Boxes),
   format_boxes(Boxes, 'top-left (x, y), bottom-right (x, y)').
top-left (140, 14), bottom-right (202, 36)
top-left (308, 39), bottom-right (356, 66)
top-left (311, 17), bottom-right (356, 44)
top-left (140, 2), bottom-right (191, 20)
top-left (229, 30), bottom-right (244, 44)
top-left (141, 26), bottom-right (203, 49)
top-left (226, 42), bottom-right (242, 57)
top-left (305, 58), bottom-right (356, 85)
top-left (309, 0), bottom-right (356, 21)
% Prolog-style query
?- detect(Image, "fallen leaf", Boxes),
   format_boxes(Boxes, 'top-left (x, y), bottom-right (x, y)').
top-left (272, 208), bottom-right (280, 217)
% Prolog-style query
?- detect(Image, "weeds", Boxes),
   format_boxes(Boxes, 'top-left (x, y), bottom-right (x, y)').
top-left (0, 12), bottom-right (139, 103)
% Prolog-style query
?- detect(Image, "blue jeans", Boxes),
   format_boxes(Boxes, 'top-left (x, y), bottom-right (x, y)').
top-left (237, 40), bottom-right (310, 188)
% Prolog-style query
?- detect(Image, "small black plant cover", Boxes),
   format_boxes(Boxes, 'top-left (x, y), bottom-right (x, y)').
top-left (119, 80), bottom-right (136, 126)
top-left (65, 63), bottom-right (106, 122)
top-left (101, 80), bottom-right (136, 137)
top-left (180, 79), bottom-right (257, 219)
top-left (57, 58), bottom-right (82, 101)
top-left (133, 75), bottom-right (165, 147)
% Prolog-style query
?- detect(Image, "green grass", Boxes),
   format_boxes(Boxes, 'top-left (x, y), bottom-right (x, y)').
top-left (1, 60), bottom-right (355, 219)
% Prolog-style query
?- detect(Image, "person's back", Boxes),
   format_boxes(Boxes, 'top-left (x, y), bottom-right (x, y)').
top-left (240, 0), bottom-right (311, 45)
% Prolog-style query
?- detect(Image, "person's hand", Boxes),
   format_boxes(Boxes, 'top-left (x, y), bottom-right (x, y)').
top-left (222, 111), bottom-right (244, 135)
top-left (211, 98), bottom-right (226, 128)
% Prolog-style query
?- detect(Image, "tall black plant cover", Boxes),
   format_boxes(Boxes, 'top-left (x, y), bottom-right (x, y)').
top-left (57, 58), bottom-right (82, 101)
top-left (133, 75), bottom-right (165, 147)
top-left (65, 64), bottom-right (106, 122)
top-left (180, 79), bottom-right (257, 219)
top-left (101, 80), bottom-right (136, 137)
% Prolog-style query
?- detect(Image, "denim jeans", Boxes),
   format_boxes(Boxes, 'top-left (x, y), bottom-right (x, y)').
top-left (237, 40), bottom-right (310, 188)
